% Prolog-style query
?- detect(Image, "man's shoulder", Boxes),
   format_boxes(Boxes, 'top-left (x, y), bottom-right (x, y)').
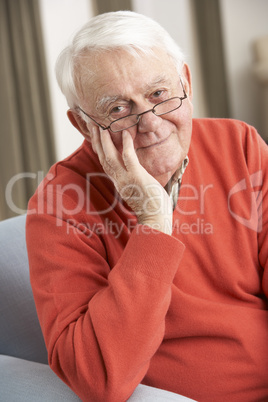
top-left (29, 140), bottom-right (108, 204)
top-left (190, 118), bottom-right (267, 179)
top-left (192, 117), bottom-right (250, 133)
top-left (42, 140), bottom-right (103, 188)
top-left (192, 117), bottom-right (262, 148)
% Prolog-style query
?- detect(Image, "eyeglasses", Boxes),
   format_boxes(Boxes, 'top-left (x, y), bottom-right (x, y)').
top-left (77, 79), bottom-right (187, 133)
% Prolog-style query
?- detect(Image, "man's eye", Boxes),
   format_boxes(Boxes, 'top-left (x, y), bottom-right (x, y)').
top-left (110, 106), bottom-right (124, 113)
top-left (153, 90), bottom-right (164, 98)
top-left (109, 105), bottom-right (129, 118)
top-left (151, 90), bottom-right (169, 102)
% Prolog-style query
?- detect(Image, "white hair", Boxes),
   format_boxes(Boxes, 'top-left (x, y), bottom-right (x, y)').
top-left (55, 11), bottom-right (185, 108)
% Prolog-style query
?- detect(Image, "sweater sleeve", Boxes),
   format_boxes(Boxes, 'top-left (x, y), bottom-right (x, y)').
top-left (26, 192), bottom-right (185, 402)
top-left (258, 135), bottom-right (268, 296)
top-left (244, 123), bottom-right (268, 295)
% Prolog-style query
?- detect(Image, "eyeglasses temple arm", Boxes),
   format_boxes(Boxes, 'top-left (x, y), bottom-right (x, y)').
top-left (76, 107), bottom-right (108, 130)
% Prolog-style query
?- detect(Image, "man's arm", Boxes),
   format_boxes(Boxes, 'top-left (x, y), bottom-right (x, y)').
top-left (26, 129), bottom-right (185, 401)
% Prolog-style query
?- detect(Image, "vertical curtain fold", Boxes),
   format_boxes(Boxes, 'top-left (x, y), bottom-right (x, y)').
top-left (0, 0), bottom-right (56, 219)
top-left (93, 0), bottom-right (132, 14)
top-left (191, 0), bottom-right (230, 118)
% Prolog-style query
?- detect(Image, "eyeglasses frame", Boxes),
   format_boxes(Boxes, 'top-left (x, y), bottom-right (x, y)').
top-left (76, 77), bottom-right (188, 133)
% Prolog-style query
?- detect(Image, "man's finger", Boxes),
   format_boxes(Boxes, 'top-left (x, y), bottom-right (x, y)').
top-left (122, 130), bottom-right (140, 171)
top-left (100, 129), bottom-right (123, 167)
top-left (92, 126), bottom-right (105, 165)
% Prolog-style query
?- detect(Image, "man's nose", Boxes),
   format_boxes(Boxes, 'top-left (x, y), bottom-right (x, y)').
top-left (137, 110), bottom-right (162, 133)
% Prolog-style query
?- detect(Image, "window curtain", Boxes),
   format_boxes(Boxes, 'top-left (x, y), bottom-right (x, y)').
top-left (0, 0), bottom-right (56, 220)
top-left (93, 0), bottom-right (132, 14)
top-left (191, 0), bottom-right (229, 118)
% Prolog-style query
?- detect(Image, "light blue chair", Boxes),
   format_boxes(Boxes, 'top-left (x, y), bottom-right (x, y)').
top-left (0, 215), bottom-right (195, 401)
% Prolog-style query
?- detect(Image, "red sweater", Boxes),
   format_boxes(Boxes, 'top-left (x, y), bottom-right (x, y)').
top-left (26, 119), bottom-right (268, 402)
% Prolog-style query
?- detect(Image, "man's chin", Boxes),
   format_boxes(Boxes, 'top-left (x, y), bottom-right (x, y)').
top-left (142, 162), bottom-right (180, 186)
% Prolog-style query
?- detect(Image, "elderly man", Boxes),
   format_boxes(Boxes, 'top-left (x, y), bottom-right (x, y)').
top-left (26, 11), bottom-right (268, 402)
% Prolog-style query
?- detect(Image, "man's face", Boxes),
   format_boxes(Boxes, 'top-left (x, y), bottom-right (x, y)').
top-left (76, 48), bottom-right (193, 186)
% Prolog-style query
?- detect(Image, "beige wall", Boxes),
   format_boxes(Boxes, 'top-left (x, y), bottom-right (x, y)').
top-left (39, 0), bottom-right (92, 161)
top-left (220, 0), bottom-right (268, 137)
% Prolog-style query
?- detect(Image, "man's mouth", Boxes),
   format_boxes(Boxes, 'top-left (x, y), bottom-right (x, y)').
top-left (138, 133), bottom-right (171, 150)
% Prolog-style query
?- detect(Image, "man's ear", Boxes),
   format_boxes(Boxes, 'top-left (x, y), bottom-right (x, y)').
top-left (181, 63), bottom-right (193, 100)
top-left (67, 109), bottom-right (91, 141)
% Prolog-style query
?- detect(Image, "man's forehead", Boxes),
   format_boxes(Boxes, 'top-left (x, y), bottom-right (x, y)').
top-left (77, 48), bottom-right (179, 108)
top-left (95, 75), bottom-right (175, 109)
top-left (144, 75), bottom-right (174, 90)
top-left (102, 74), bottom-right (172, 95)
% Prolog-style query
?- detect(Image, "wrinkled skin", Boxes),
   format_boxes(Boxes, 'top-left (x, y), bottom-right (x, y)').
top-left (68, 49), bottom-right (193, 234)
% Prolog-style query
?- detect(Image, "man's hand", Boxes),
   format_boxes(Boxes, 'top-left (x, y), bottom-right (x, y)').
top-left (91, 127), bottom-right (173, 235)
